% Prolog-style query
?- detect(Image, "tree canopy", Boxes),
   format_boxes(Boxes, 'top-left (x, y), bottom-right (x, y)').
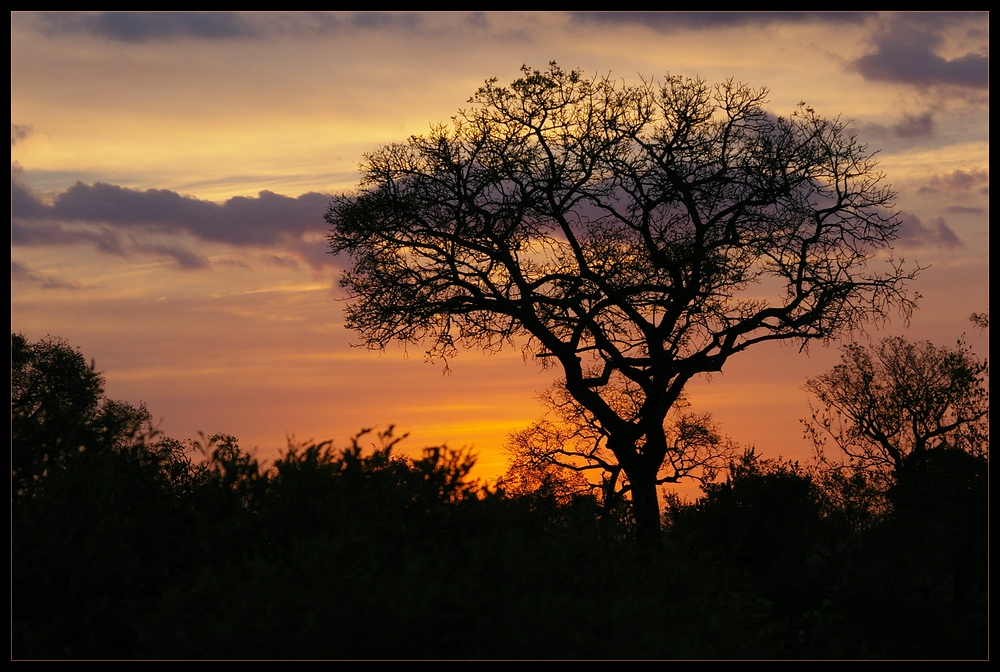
top-left (12, 332), bottom-right (153, 498)
top-left (326, 63), bottom-right (917, 537)
top-left (804, 336), bottom-right (989, 480)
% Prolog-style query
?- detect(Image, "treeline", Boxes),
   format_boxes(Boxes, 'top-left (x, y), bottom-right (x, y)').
top-left (12, 334), bottom-right (987, 659)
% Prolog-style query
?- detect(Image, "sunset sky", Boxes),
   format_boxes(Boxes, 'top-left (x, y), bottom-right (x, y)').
top-left (11, 12), bottom-right (989, 481)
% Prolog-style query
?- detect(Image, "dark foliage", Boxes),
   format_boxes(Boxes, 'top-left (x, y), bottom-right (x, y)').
top-left (670, 451), bottom-right (823, 569)
top-left (11, 334), bottom-right (986, 659)
top-left (12, 333), bottom-right (153, 498)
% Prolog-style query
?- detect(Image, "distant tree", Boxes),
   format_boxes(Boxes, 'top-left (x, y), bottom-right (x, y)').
top-left (327, 63), bottom-right (917, 539)
top-left (804, 336), bottom-right (988, 485)
top-left (11, 332), bottom-right (152, 497)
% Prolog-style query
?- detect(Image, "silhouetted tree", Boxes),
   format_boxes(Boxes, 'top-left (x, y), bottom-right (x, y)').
top-left (501, 384), bottom-right (735, 518)
top-left (804, 336), bottom-right (988, 486)
top-left (11, 332), bottom-right (152, 498)
top-left (327, 63), bottom-right (917, 538)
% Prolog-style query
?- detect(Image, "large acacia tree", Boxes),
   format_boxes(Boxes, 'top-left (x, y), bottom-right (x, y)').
top-left (327, 63), bottom-right (917, 538)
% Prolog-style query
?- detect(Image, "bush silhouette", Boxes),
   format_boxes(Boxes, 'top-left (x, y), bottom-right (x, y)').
top-left (12, 333), bottom-right (987, 659)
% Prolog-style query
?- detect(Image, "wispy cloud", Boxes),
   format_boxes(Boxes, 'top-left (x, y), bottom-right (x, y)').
top-left (11, 124), bottom-right (34, 147)
top-left (11, 260), bottom-right (83, 290)
top-left (943, 205), bottom-right (986, 216)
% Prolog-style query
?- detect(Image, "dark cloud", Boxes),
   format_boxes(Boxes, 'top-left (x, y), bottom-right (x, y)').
top-left (570, 12), bottom-right (987, 91)
top-left (11, 166), bottom-right (52, 219)
top-left (12, 178), bottom-right (332, 247)
top-left (853, 17), bottom-right (989, 89)
top-left (895, 212), bottom-right (962, 250)
top-left (891, 112), bottom-right (935, 139)
top-left (918, 168), bottom-right (989, 194)
top-left (11, 124), bottom-right (34, 147)
top-left (36, 12), bottom-right (260, 41)
top-left (569, 12), bottom-right (869, 32)
top-left (33, 11), bottom-right (427, 42)
top-left (11, 172), bottom-right (337, 269)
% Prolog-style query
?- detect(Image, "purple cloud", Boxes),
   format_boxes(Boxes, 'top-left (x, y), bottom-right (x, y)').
top-left (11, 173), bottom-right (337, 270)
top-left (891, 112), bottom-right (935, 139)
top-left (895, 212), bottom-right (962, 250)
top-left (33, 11), bottom-right (426, 43)
top-left (918, 168), bottom-right (989, 195)
top-left (853, 17), bottom-right (988, 89)
top-left (12, 178), bottom-right (332, 247)
top-left (36, 12), bottom-right (260, 41)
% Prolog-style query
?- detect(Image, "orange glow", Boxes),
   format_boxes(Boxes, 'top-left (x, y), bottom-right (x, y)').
top-left (11, 12), bottom-right (989, 488)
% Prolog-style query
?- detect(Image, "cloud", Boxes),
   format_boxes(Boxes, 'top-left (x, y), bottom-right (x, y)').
top-left (918, 168), bottom-right (989, 195)
top-left (289, 238), bottom-right (337, 272)
top-left (462, 12), bottom-right (490, 30)
top-left (943, 206), bottom-right (985, 216)
top-left (12, 177), bottom-right (332, 247)
top-left (569, 12), bottom-right (869, 32)
top-left (134, 242), bottom-right (211, 269)
top-left (895, 212), bottom-right (962, 250)
top-left (11, 165), bottom-right (52, 219)
top-left (36, 12), bottom-right (261, 41)
top-left (11, 260), bottom-right (83, 290)
top-left (11, 124), bottom-right (34, 147)
top-left (32, 11), bottom-right (428, 42)
top-left (12, 218), bottom-right (209, 271)
top-left (860, 111), bottom-right (939, 142)
top-left (853, 16), bottom-right (989, 89)
top-left (12, 220), bottom-right (127, 256)
top-left (891, 112), bottom-right (935, 139)
top-left (268, 254), bottom-right (302, 270)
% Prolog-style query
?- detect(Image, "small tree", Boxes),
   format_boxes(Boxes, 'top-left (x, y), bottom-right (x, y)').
top-left (327, 63), bottom-right (917, 539)
top-left (501, 384), bottom-right (734, 518)
top-left (804, 336), bottom-right (989, 485)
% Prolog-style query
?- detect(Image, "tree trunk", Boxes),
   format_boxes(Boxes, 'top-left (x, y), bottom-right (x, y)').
top-left (629, 472), bottom-right (662, 542)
